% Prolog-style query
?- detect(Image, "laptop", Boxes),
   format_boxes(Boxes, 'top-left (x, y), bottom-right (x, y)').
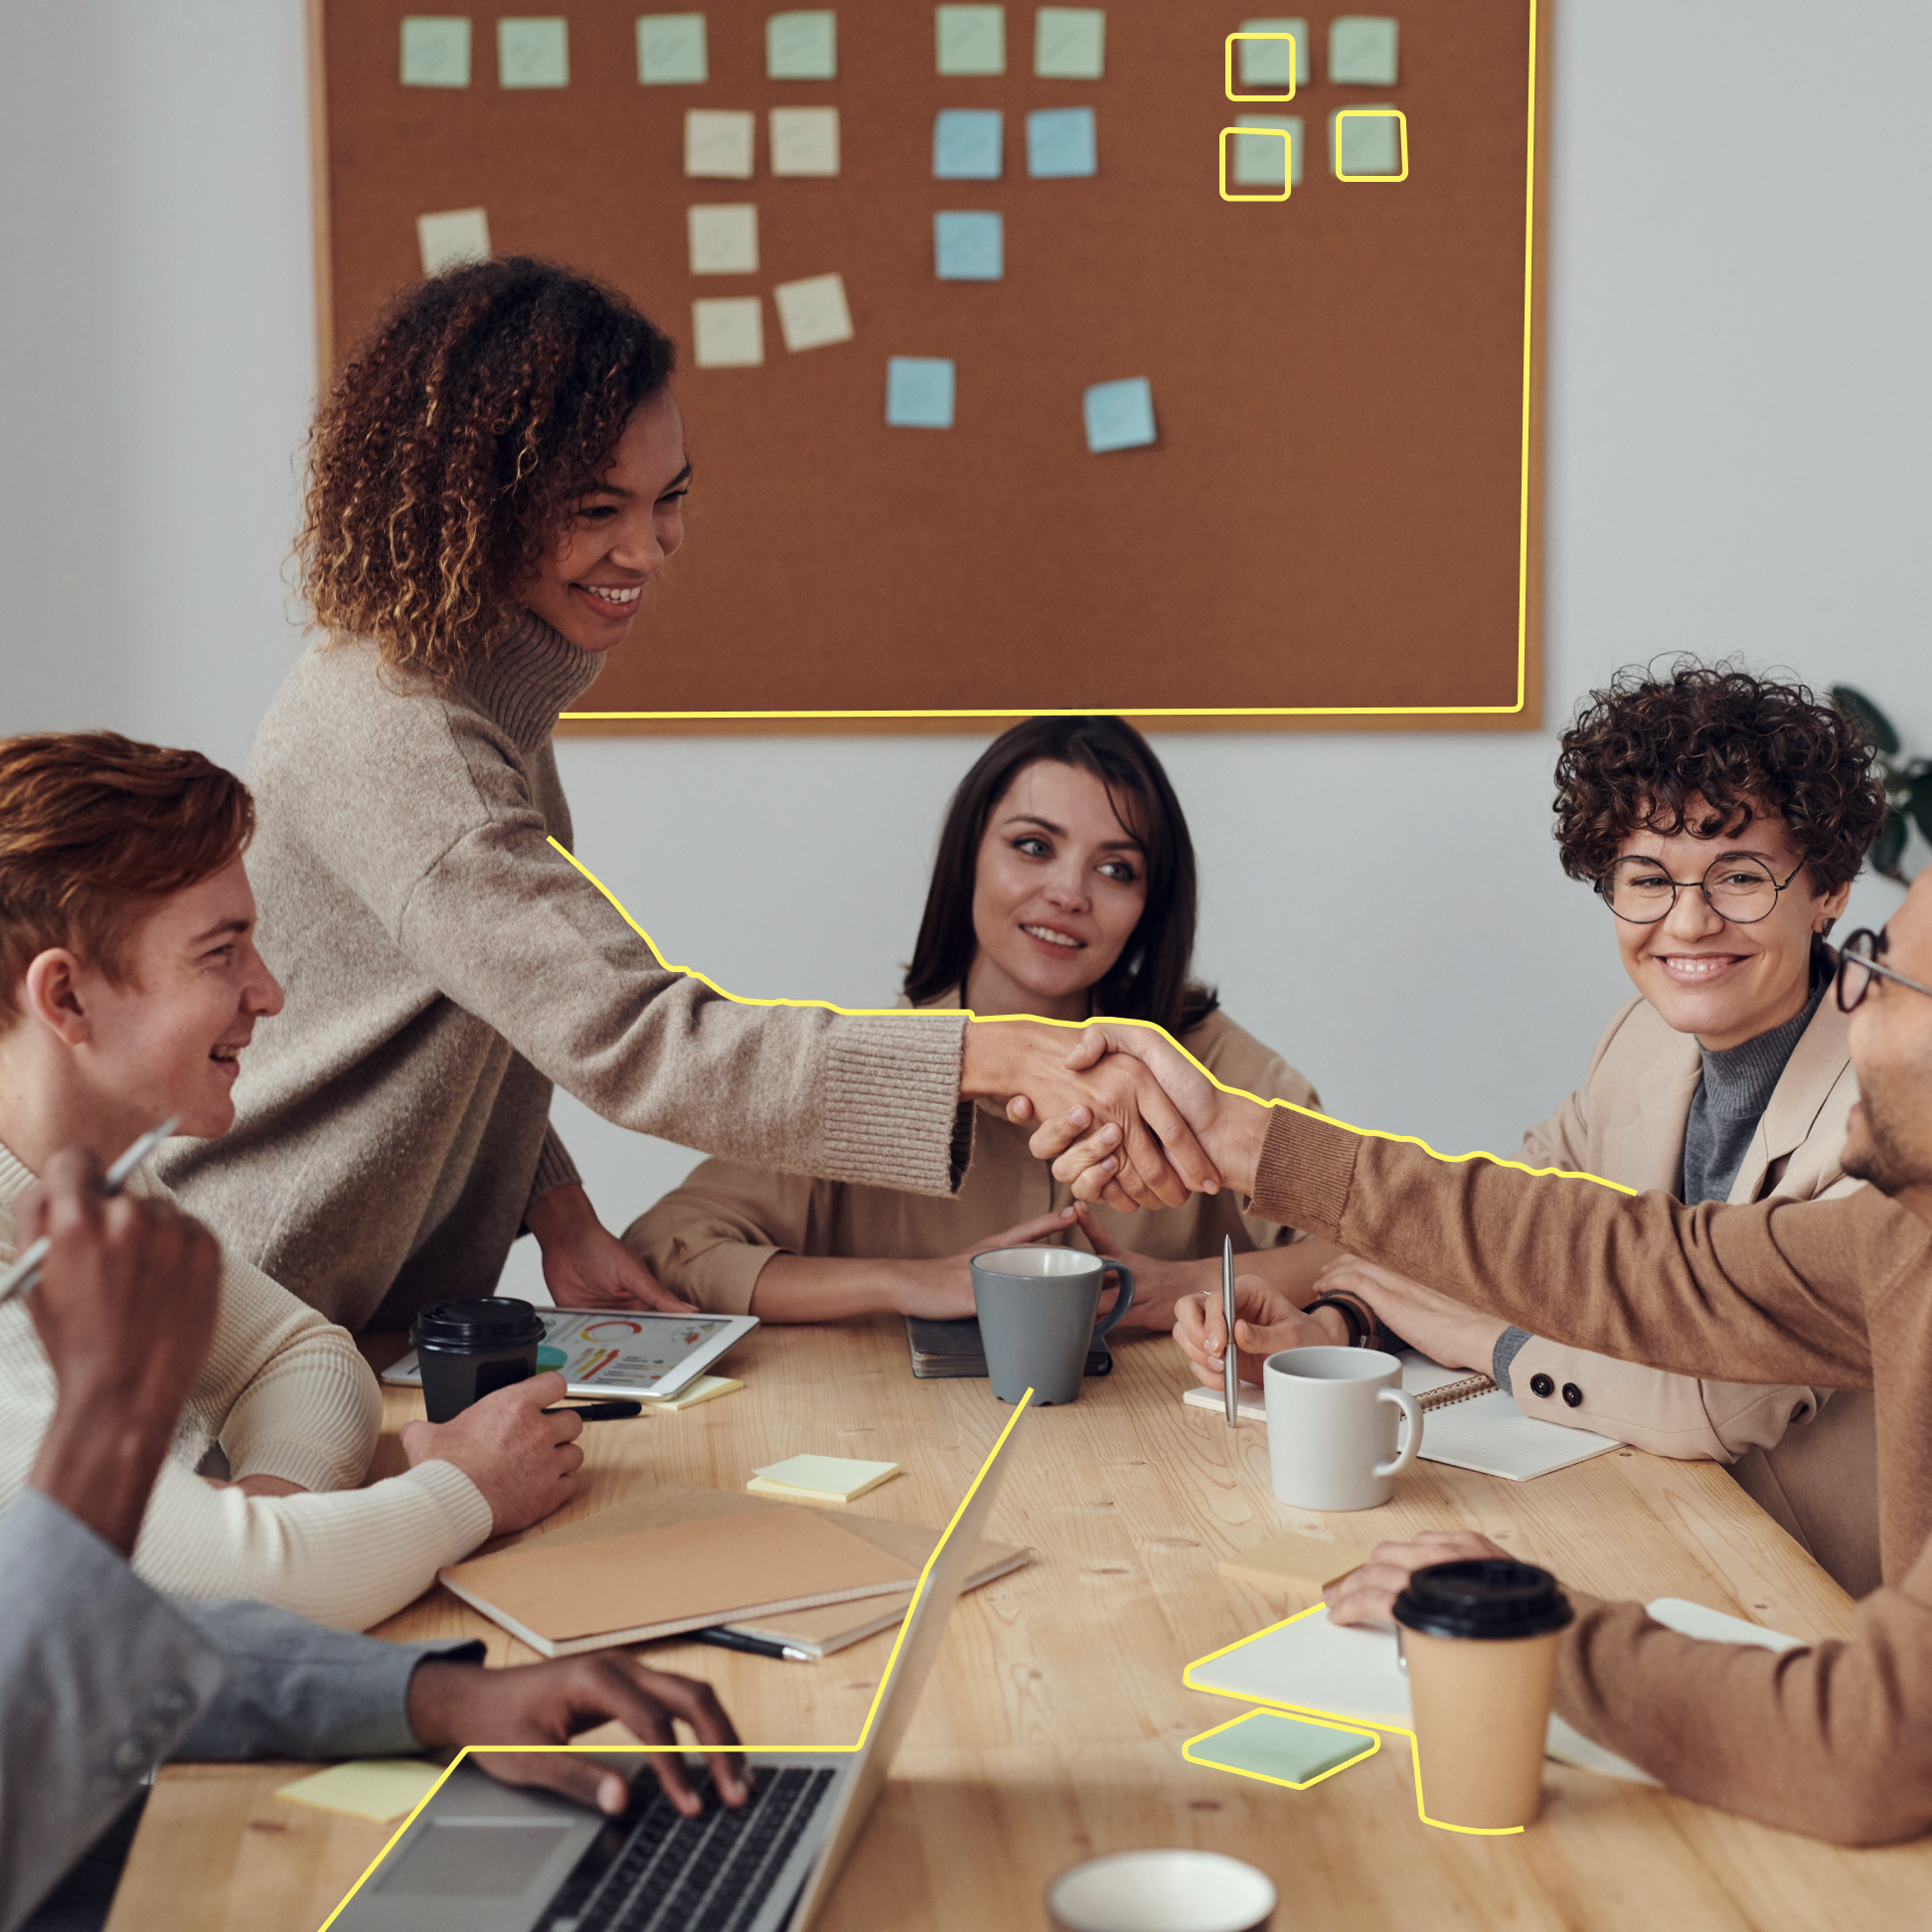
top-left (332, 1404), bottom-right (1029, 1932)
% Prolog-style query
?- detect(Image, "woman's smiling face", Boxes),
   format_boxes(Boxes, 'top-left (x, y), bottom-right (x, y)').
top-left (1611, 796), bottom-right (1850, 1050)
top-left (523, 390), bottom-right (691, 653)
top-left (963, 759), bottom-right (1149, 1024)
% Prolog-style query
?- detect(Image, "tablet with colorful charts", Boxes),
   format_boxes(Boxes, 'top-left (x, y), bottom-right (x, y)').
top-left (383, 1310), bottom-right (758, 1401)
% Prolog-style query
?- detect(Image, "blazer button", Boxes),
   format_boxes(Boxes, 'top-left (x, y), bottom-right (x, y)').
top-left (1561, 1381), bottom-right (1583, 1407)
top-left (1529, 1372), bottom-right (1554, 1398)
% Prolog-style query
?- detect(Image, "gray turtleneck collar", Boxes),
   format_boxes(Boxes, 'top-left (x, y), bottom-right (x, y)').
top-left (1680, 968), bottom-right (1828, 1206)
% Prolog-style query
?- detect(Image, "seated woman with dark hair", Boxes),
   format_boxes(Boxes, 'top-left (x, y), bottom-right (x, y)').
top-left (1178, 663), bottom-right (1887, 1592)
top-left (625, 717), bottom-right (1338, 1332)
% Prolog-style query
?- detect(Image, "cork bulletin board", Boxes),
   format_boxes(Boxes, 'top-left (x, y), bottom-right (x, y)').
top-left (307, 1), bottom-right (1546, 731)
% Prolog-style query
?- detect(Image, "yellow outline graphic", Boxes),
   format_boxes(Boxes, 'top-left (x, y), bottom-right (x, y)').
top-left (1224, 31), bottom-right (1297, 101)
top-left (1334, 107), bottom-right (1409, 183)
top-left (566, 1), bottom-right (1539, 722)
top-left (1218, 124), bottom-right (1292, 203)
top-left (552, 835), bottom-right (1634, 1199)
top-left (1185, 1604), bottom-right (1533, 1836)
top-left (315, 1389), bottom-right (1036, 1928)
top-left (1183, 1705), bottom-right (1379, 1790)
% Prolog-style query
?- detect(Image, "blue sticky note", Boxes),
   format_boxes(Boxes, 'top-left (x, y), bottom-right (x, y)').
top-left (886, 358), bottom-right (956, 428)
top-left (934, 211), bottom-right (1003, 280)
top-left (1083, 377), bottom-right (1155, 453)
top-left (1027, 106), bottom-right (1096, 178)
top-left (934, 108), bottom-right (1003, 180)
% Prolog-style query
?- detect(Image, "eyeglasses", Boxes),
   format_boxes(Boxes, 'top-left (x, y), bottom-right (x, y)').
top-left (1831, 928), bottom-right (1932, 1014)
top-left (1598, 854), bottom-right (1806, 926)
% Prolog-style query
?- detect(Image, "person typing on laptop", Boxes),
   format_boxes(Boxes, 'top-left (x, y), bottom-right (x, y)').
top-left (2, 1152), bottom-right (747, 1932)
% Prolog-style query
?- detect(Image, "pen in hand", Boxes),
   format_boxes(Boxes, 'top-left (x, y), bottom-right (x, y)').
top-left (0, 1116), bottom-right (181, 1309)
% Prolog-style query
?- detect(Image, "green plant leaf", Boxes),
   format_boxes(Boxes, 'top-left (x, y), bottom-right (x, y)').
top-left (1833, 685), bottom-right (1901, 754)
top-left (1910, 783), bottom-right (1932, 847)
top-left (1873, 809), bottom-right (1908, 878)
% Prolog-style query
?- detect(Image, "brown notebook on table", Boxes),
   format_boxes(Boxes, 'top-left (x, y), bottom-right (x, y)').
top-left (441, 1484), bottom-right (1032, 1659)
top-left (438, 1491), bottom-right (921, 1658)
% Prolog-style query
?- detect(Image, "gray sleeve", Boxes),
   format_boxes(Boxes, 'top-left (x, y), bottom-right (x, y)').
top-left (169, 1600), bottom-right (485, 1762)
top-left (0, 1492), bottom-right (227, 1932)
top-left (1492, 1325), bottom-right (1534, 1395)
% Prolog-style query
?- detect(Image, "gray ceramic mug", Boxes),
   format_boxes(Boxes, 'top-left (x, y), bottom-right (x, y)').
top-left (969, 1245), bottom-right (1135, 1406)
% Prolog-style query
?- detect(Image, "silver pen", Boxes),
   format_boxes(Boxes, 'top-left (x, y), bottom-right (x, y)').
top-left (1222, 1234), bottom-right (1238, 1426)
top-left (0, 1116), bottom-right (181, 1308)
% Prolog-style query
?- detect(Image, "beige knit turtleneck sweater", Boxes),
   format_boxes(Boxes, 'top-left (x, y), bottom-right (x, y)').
top-left (161, 612), bottom-right (971, 1332)
top-left (0, 1145), bottom-right (494, 1629)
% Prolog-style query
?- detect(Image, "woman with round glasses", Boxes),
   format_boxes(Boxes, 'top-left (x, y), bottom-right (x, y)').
top-left (1215, 663), bottom-right (1890, 1593)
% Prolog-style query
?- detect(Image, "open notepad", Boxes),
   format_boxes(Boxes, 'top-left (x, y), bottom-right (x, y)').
top-left (1183, 1350), bottom-right (1621, 1482)
top-left (1186, 1599), bottom-right (1806, 1783)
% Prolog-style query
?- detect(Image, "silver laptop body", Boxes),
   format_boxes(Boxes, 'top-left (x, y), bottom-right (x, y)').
top-left (333, 1408), bottom-right (1025, 1932)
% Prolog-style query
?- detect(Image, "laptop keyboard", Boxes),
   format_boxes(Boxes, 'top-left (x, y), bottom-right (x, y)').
top-left (535, 1765), bottom-right (838, 1932)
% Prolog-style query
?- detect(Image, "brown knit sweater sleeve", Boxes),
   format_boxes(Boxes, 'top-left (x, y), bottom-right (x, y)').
top-left (1247, 1106), bottom-right (1880, 1388)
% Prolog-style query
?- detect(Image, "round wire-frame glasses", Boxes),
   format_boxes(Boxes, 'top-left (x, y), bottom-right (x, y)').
top-left (1597, 854), bottom-right (1805, 927)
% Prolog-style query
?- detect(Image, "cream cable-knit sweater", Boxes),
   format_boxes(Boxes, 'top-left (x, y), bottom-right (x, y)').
top-left (161, 611), bottom-right (972, 1332)
top-left (0, 1145), bottom-right (493, 1629)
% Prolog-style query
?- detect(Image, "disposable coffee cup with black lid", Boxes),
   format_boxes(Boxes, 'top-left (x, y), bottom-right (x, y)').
top-left (1390, 1557), bottom-right (1576, 1831)
top-left (411, 1296), bottom-right (547, 1423)
top-left (1392, 1558), bottom-right (1574, 1642)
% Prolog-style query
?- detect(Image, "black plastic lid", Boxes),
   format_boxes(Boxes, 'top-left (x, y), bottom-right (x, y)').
top-left (412, 1297), bottom-right (545, 1350)
top-left (1391, 1559), bottom-right (1574, 1641)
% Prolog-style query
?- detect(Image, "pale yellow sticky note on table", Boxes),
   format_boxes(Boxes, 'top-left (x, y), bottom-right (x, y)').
top-left (645, 1373), bottom-right (743, 1410)
top-left (749, 1454), bottom-right (898, 1501)
top-left (277, 1759), bottom-right (444, 1824)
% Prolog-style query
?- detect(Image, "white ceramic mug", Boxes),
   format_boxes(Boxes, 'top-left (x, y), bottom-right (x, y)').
top-left (1263, 1346), bottom-right (1422, 1511)
top-left (1046, 1850), bottom-right (1276, 1932)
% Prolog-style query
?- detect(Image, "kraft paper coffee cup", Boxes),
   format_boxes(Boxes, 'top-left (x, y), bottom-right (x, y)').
top-left (411, 1297), bottom-right (546, 1423)
top-left (1392, 1558), bottom-right (1574, 1831)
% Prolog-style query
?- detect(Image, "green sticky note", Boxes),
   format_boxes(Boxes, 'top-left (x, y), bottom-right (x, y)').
top-left (638, 13), bottom-right (708, 84)
top-left (278, 1760), bottom-right (444, 1824)
top-left (936, 4), bottom-right (1005, 76)
top-left (1184, 1710), bottom-right (1378, 1790)
top-left (767, 10), bottom-right (837, 79)
top-left (1230, 115), bottom-right (1302, 190)
top-left (498, 17), bottom-right (567, 86)
top-left (1237, 18), bottom-right (1308, 88)
top-left (1035, 7), bottom-right (1103, 80)
top-left (1329, 15), bottom-right (1398, 85)
top-left (1331, 105), bottom-right (1401, 177)
top-left (401, 17), bottom-right (471, 86)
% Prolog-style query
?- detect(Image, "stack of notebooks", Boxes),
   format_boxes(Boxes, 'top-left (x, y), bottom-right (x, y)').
top-left (437, 1483), bottom-right (1030, 1659)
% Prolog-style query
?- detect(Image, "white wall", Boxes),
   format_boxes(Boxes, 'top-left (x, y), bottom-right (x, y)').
top-left (2, 2), bottom-right (1926, 1300)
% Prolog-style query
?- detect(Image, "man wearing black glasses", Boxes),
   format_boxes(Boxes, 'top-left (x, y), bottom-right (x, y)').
top-left (1051, 863), bottom-right (1932, 1844)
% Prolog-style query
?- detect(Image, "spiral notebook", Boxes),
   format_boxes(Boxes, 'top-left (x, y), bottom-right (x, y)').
top-left (1181, 1351), bottom-right (1621, 1483)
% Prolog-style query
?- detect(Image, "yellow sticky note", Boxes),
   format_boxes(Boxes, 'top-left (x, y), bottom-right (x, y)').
top-left (686, 108), bottom-right (755, 179)
top-left (417, 207), bottom-right (490, 273)
top-left (692, 298), bottom-right (764, 368)
top-left (277, 1760), bottom-right (444, 1824)
top-left (771, 273), bottom-right (853, 353)
top-left (750, 1454), bottom-right (898, 1500)
top-left (646, 1373), bottom-right (743, 1410)
top-left (770, 106), bottom-right (840, 176)
top-left (688, 205), bottom-right (759, 274)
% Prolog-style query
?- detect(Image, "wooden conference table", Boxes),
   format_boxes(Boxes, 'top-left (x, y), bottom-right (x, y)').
top-left (110, 1320), bottom-right (1932, 1931)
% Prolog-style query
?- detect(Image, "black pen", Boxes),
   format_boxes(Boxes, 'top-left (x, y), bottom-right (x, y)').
top-left (687, 1626), bottom-right (812, 1663)
top-left (541, 1399), bottom-right (644, 1421)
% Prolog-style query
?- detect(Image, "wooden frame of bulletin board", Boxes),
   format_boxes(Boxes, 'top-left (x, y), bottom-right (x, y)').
top-left (307, 1), bottom-right (1548, 735)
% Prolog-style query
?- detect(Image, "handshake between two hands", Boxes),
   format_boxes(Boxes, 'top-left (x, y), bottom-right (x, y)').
top-left (974, 1018), bottom-right (1275, 1212)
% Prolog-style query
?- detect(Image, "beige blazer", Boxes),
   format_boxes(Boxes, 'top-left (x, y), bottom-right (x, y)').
top-left (626, 1006), bottom-right (1318, 1313)
top-left (1511, 990), bottom-right (1879, 1593)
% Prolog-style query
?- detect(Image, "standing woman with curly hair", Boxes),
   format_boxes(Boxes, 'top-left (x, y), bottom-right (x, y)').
top-left (1191, 663), bottom-right (1890, 1596)
top-left (159, 258), bottom-right (1210, 1333)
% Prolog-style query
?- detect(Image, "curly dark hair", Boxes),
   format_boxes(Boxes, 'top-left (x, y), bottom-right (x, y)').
top-left (1553, 662), bottom-right (1886, 892)
top-left (298, 257), bottom-right (677, 679)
